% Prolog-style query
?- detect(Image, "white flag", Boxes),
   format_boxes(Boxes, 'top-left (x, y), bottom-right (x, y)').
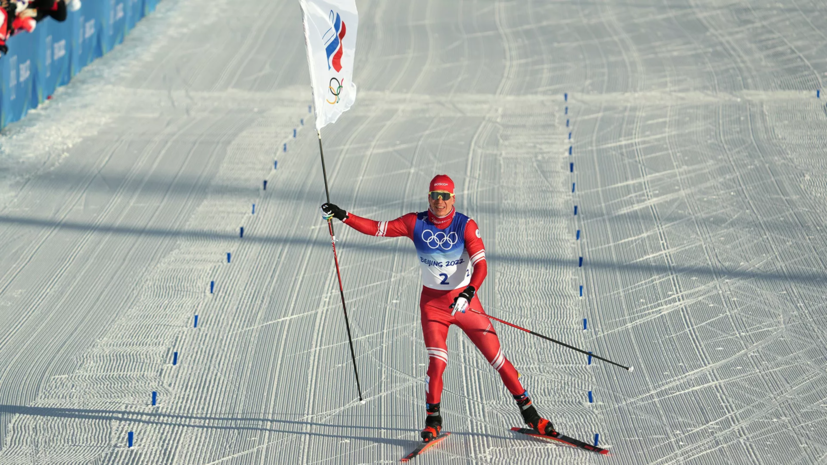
top-left (300, 0), bottom-right (358, 131)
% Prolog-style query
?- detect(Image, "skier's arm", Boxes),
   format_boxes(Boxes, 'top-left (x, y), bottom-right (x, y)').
top-left (344, 212), bottom-right (416, 239)
top-left (320, 203), bottom-right (416, 239)
top-left (464, 220), bottom-right (487, 290)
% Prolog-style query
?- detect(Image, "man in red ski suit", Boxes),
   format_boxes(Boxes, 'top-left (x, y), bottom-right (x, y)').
top-left (321, 174), bottom-right (555, 442)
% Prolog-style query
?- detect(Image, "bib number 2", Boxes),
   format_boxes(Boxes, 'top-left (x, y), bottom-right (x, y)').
top-left (439, 273), bottom-right (450, 285)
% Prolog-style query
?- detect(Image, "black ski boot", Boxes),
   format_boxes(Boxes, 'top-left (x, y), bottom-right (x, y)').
top-left (515, 392), bottom-right (555, 435)
top-left (420, 403), bottom-right (442, 442)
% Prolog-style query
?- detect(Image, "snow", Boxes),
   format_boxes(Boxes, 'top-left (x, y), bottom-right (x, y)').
top-left (1, 0), bottom-right (826, 463)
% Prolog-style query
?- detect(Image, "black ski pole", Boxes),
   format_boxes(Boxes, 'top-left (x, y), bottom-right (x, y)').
top-left (317, 130), bottom-right (364, 401)
top-left (469, 309), bottom-right (633, 372)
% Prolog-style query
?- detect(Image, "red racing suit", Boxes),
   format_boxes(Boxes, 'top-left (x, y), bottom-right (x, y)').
top-left (343, 207), bottom-right (524, 404)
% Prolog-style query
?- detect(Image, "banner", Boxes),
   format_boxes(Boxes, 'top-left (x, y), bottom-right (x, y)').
top-left (300, 0), bottom-right (358, 131)
top-left (1, 0), bottom-right (160, 129)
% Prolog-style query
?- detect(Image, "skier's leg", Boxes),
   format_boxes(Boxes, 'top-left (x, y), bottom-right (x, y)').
top-left (455, 297), bottom-right (555, 434)
top-left (454, 296), bottom-right (524, 396)
top-left (419, 299), bottom-right (451, 441)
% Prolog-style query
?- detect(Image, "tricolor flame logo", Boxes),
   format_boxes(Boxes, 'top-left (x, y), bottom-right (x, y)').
top-left (323, 10), bottom-right (346, 72)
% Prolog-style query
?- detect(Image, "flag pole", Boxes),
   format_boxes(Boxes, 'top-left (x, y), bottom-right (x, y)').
top-left (317, 129), bottom-right (364, 401)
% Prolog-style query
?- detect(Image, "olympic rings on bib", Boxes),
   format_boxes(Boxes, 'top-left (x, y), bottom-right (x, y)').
top-left (421, 230), bottom-right (459, 250)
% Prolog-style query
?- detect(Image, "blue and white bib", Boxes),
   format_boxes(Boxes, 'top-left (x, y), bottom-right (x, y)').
top-left (413, 211), bottom-right (472, 290)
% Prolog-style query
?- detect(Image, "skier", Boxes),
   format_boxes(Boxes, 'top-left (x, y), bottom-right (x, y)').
top-left (321, 174), bottom-right (556, 442)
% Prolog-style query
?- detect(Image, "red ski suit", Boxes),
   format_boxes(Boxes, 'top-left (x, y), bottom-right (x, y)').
top-left (343, 208), bottom-right (524, 404)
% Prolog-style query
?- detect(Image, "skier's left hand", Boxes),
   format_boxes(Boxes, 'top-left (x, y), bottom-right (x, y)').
top-left (450, 285), bottom-right (475, 316)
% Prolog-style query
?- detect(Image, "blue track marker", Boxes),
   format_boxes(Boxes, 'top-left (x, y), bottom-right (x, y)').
top-left (283, 143), bottom-right (287, 152)
top-left (566, 119), bottom-right (570, 127)
top-left (588, 391), bottom-right (593, 403)
top-left (210, 281), bottom-right (214, 294)
top-left (570, 162), bottom-right (574, 172)
top-left (301, 119), bottom-right (304, 126)
top-left (227, 253), bottom-right (231, 263)
top-left (569, 146), bottom-right (573, 155)
top-left (579, 257), bottom-right (583, 267)
top-left (173, 352), bottom-right (178, 365)
top-left (574, 205), bottom-right (578, 215)
top-left (576, 230), bottom-right (580, 240)
top-left (240, 227), bottom-right (244, 238)
top-left (565, 107), bottom-right (568, 115)
top-left (588, 352), bottom-right (592, 365)
top-left (572, 183), bottom-right (576, 193)
top-left (274, 160), bottom-right (278, 169)
top-left (293, 129), bottom-right (297, 138)
top-left (263, 180), bottom-right (267, 190)
top-left (152, 391), bottom-right (157, 406)
top-left (594, 433), bottom-right (599, 447)
top-left (568, 132), bottom-right (572, 140)
top-left (252, 204), bottom-right (256, 214)
top-left (564, 93), bottom-right (568, 102)
top-left (194, 315), bottom-right (198, 328)
top-left (583, 318), bottom-right (588, 330)
top-left (579, 285), bottom-right (583, 297)
top-left (128, 432), bottom-right (134, 448)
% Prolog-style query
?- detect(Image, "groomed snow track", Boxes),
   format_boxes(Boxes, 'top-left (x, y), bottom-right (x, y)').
top-left (0, 0), bottom-right (826, 463)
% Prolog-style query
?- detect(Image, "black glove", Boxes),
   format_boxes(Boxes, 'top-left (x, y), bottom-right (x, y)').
top-left (320, 202), bottom-right (347, 222)
top-left (450, 285), bottom-right (475, 315)
top-left (0, 44), bottom-right (7, 57)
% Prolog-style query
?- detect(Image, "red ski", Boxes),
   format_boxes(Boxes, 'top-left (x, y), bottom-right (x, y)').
top-left (512, 428), bottom-right (609, 455)
top-left (400, 432), bottom-right (451, 462)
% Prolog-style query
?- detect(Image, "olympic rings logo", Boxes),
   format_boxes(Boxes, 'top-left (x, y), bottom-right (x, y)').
top-left (421, 230), bottom-right (458, 250)
top-left (326, 77), bottom-right (344, 105)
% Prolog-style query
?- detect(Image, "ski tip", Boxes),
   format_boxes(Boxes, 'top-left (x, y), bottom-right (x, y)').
top-left (629, 365), bottom-right (634, 372)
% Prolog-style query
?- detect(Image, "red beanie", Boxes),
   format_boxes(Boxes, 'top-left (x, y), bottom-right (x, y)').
top-left (429, 174), bottom-right (454, 193)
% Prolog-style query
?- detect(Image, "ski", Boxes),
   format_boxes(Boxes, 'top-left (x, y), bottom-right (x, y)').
top-left (511, 428), bottom-right (609, 455)
top-left (400, 432), bottom-right (451, 462)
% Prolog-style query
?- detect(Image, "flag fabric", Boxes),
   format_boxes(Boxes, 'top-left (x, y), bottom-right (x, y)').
top-left (300, 0), bottom-right (358, 131)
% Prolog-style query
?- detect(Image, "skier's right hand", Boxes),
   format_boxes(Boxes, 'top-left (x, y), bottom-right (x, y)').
top-left (0, 44), bottom-right (7, 57)
top-left (320, 203), bottom-right (348, 222)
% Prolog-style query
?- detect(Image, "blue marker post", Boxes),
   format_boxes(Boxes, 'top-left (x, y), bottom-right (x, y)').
top-left (588, 391), bottom-right (594, 403)
top-left (240, 227), bottom-right (244, 238)
top-left (293, 129), bottom-right (297, 138)
top-left (588, 352), bottom-right (593, 365)
top-left (574, 205), bottom-right (578, 215)
top-left (576, 230), bottom-right (581, 240)
top-left (594, 433), bottom-right (599, 447)
top-left (274, 160), bottom-right (278, 169)
top-left (569, 146), bottom-right (573, 155)
top-left (564, 93), bottom-right (568, 102)
top-left (570, 162), bottom-right (574, 173)
top-left (579, 285), bottom-right (583, 297)
top-left (566, 119), bottom-right (570, 127)
top-left (568, 132), bottom-right (572, 140)
top-left (565, 106), bottom-right (568, 115)
top-left (583, 318), bottom-right (588, 330)
top-left (128, 431), bottom-right (134, 448)
top-left (301, 119), bottom-right (304, 126)
top-left (227, 253), bottom-right (231, 263)
top-left (572, 183), bottom-right (576, 193)
top-left (263, 180), bottom-right (267, 190)
top-left (152, 391), bottom-right (157, 406)
top-left (194, 315), bottom-right (198, 328)
top-left (210, 281), bottom-right (215, 294)
top-left (579, 257), bottom-right (583, 267)
top-left (252, 204), bottom-right (256, 214)
top-left (283, 143), bottom-right (287, 153)
top-left (173, 352), bottom-right (178, 365)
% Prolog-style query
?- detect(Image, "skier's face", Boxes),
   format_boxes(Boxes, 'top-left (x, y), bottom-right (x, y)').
top-left (428, 191), bottom-right (455, 217)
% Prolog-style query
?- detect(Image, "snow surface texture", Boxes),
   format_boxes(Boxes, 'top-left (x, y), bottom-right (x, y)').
top-left (1, 0), bottom-right (826, 463)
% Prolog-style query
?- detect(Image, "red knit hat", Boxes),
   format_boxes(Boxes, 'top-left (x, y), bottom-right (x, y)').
top-left (429, 174), bottom-right (454, 194)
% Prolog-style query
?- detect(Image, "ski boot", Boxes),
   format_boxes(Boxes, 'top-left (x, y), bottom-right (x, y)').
top-left (420, 403), bottom-right (442, 442)
top-left (515, 392), bottom-right (555, 435)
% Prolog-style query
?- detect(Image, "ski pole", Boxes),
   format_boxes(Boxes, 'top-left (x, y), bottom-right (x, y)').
top-left (317, 130), bottom-right (364, 401)
top-left (469, 309), bottom-right (633, 372)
